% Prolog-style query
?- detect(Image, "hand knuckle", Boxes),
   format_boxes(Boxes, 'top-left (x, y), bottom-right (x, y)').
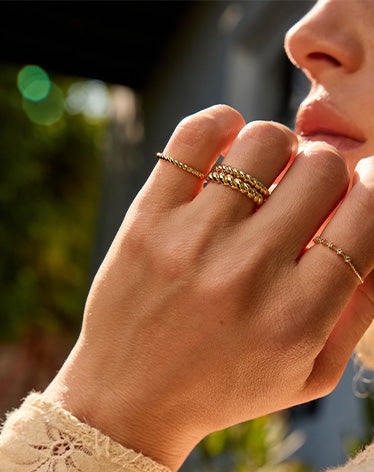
top-left (356, 155), bottom-right (374, 184)
top-left (175, 113), bottom-right (220, 150)
top-left (211, 104), bottom-right (244, 123)
top-left (303, 142), bottom-right (349, 187)
top-left (174, 105), bottom-right (244, 152)
top-left (237, 120), bottom-right (296, 151)
top-left (352, 173), bottom-right (374, 215)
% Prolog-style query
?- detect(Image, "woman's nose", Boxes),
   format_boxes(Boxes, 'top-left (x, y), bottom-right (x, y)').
top-left (284, 0), bottom-right (364, 80)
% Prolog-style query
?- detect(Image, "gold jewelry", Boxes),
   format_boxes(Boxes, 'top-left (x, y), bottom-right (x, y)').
top-left (213, 164), bottom-right (269, 197)
top-left (156, 152), bottom-right (205, 180)
top-left (156, 152), bottom-right (267, 206)
top-left (206, 171), bottom-right (264, 205)
top-left (313, 236), bottom-right (363, 284)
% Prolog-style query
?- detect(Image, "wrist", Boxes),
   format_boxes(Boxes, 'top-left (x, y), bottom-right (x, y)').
top-left (43, 344), bottom-right (197, 471)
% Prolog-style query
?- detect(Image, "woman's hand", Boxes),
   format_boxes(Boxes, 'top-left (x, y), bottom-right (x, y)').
top-left (44, 105), bottom-right (374, 471)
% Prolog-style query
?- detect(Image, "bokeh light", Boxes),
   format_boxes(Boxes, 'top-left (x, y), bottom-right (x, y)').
top-left (65, 80), bottom-right (111, 119)
top-left (17, 65), bottom-right (51, 102)
top-left (22, 83), bottom-right (65, 126)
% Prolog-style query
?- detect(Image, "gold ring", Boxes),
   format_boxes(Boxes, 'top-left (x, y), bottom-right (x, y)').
top-left (313, 236), bottom-right (363, 284)
top-left (206, 171), bottom-right (264, 205)
top-left (157, 153), bottom-right (268, 207)
top-left (213, 164), bottom-right (269, 197)
top-left (156, 152), bottom-right (205, 180)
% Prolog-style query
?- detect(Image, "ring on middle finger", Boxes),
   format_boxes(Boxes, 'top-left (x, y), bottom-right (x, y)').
top-left (213, 164), bottom-right (270, 197)
top-left (206, 170), bottom-right (264, 205)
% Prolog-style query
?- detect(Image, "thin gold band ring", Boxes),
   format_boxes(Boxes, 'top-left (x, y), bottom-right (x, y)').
top-left (313, 236), bottom-right (363, 284)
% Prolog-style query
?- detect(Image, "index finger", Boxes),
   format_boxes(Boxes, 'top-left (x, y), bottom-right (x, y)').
top-left (147, 105), bottom-right (246, 208)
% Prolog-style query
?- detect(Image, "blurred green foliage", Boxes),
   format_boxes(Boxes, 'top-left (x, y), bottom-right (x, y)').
top-left (185, 414), bottom-right (313, 472)
top-left (345, 396), bottom-right (374, 460)
top-left (0, 65), bottom-right (104, 340)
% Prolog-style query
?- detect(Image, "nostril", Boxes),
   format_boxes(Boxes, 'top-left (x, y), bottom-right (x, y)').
top-left (307, 52), bottom-right (341, 67)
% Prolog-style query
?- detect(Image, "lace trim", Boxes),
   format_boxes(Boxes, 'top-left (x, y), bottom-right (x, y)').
top-left (0, 392), bottom-right (172, 472)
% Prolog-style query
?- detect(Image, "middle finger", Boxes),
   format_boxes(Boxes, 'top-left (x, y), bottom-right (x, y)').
top-left (196, 121), bottom-right (298, 222)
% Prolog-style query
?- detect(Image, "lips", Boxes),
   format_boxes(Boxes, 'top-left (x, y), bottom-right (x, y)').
top-left (295, 98), bottom-right (366, 153)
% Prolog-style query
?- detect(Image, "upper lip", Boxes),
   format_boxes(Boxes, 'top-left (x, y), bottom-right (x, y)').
top-left (295, 98), bottom-right (366, 143)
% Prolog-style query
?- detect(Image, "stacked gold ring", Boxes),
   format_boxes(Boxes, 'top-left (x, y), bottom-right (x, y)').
top-left (156, 152), bottom-right (268, 206)
top-left (213, 164), bottom-right (269, 197)
top-left (206, 170), bottom-right (264, 205)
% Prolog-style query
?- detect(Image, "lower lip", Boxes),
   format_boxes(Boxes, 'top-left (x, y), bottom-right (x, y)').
top-left (299, 133), bottom-right (364, 153)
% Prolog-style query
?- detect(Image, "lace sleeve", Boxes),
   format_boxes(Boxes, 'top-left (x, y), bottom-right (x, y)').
top-left (0, 392), bottom-right (172, 472)
top-left (327, 443), bottom-right (374, 472)
top-left (3, 393), bottom-right (374, 472)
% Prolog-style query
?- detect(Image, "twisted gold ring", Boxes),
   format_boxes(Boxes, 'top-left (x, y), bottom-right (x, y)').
top-left (156, 152), bottom-right (267, 206)
top-left (206, 171), bottom-right (264, 205)
top-left (156, 152), bottom-right (205, 180)
top-left (212, 164), bottom-right (269, 197)
top-left (313, 236), bottom-right (363, 284)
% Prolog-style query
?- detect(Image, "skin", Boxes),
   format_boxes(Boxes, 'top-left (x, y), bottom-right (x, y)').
top-left (286, 0), bottom-right (374, 174)
top-left (43, 1), bottom-right (374, 471)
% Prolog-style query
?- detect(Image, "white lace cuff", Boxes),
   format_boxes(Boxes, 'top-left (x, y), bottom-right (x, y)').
top-left (330, 443), bottom-right (374, 472)
top-left (0, 392), bottom-right (172, 472)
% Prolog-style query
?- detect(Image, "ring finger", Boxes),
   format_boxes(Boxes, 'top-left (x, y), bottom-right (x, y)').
top-left (300, 156), bottom-right (374, 292)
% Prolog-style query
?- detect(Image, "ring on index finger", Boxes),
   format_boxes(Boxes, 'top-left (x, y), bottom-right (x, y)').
top-left (157, 152), bottom-right (269, 206)
top-left (156, 152), bottom-right (205, 180)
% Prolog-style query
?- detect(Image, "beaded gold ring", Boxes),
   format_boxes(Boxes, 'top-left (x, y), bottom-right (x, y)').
top-left (206, 171), bottom-right (264, 205)
top-left (156, 152), bottom-right (268, 206)
top-left (313, 236), bottom-right (363, 284)
top-left (213, 164), bottom-right (269, 197)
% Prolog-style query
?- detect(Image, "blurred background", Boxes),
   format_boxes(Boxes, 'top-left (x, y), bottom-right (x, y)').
top-left (1, 1), bottom-right (373, 471)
